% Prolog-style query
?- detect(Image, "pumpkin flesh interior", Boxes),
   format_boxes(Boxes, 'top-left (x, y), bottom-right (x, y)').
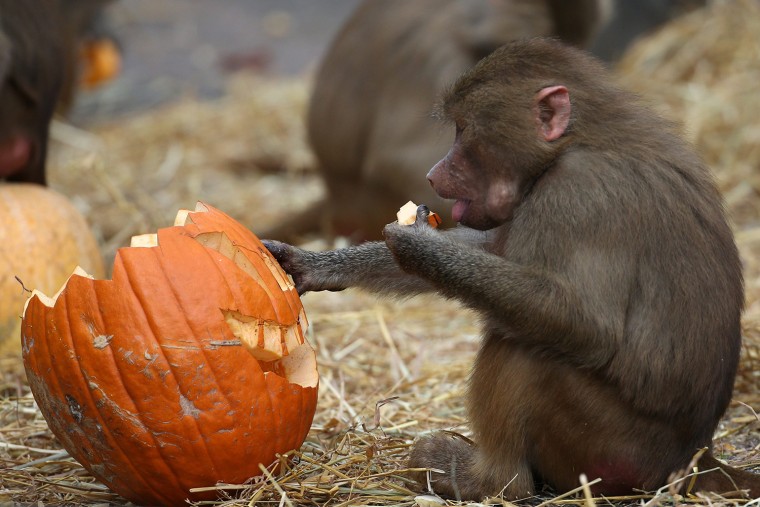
top-left (187, 228), bottom-right (316, 389)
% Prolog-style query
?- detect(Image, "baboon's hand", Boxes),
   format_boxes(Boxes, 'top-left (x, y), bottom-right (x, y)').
top-left (263, 240), bottom-right (318, 295)
top-left (384, 204), bottom-right (438, 275)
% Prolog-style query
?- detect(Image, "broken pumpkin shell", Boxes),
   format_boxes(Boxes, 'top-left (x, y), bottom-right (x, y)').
top-left (21, 202), bottom-right (318, 506)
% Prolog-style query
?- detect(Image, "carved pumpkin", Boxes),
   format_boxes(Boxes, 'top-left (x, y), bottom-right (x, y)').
top-left (0, 183), bottom-right (104, 355)
top-left (21, 203), bottom-right (318, 506)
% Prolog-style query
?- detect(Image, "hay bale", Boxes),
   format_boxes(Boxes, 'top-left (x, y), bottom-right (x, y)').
top-left (617, 0), bottom-right (760, 230)
top-left (617, 0), bottom-right (760, 397)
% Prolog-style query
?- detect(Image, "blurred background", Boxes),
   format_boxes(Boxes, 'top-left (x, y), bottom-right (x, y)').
top-left (70, 0), bottom-right (358, 121)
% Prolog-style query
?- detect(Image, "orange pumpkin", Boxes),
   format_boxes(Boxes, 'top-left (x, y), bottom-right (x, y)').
top-left (21, 203), bottom-right (318, 506)
top-left (0, 183), bottom-right (104, 355)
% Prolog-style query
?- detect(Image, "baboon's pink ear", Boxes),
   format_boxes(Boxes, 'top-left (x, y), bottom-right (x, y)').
top-left (535, 86), bottom-right (570, 142)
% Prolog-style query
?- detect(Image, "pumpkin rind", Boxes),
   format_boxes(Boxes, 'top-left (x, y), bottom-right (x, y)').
top-left (21, 203), bottom-right (318, 506)
top-left (0, 183), bottom-right (104, 354)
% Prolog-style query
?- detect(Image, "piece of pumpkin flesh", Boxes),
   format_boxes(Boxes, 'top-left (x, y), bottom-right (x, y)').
top-left (396, 200), bottom-right (442, 227)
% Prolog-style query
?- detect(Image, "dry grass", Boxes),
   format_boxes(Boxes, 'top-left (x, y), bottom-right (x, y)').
top-left (2, 1), bottom-right (760, 505)
top-left (46, 74), bottom-right (321, 268)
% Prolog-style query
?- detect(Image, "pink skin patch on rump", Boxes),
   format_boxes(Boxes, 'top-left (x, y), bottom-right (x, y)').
top-left (452, 199), bottom-right (470, 223)
top-left (584, 459), bottom-right (646, 496)
top-left (0, 136), bottom-right (32, 178)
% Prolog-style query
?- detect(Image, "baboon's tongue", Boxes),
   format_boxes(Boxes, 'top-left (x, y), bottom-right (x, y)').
top-left (452, 199), bottom-right (470, 223)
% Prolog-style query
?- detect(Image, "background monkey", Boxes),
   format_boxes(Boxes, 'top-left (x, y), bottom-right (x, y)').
top-left (262, 0), bottom-right (602, 243)
top-left (0, 0), bottom-right (115, 184)
top-left (265, 38), bottom-right (758, 499)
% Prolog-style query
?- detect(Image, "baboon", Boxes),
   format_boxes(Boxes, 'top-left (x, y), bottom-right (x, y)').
top-left (265, 38), bottom-right (758, 499)
top-left (0, 0), bottom-right (115, 184)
